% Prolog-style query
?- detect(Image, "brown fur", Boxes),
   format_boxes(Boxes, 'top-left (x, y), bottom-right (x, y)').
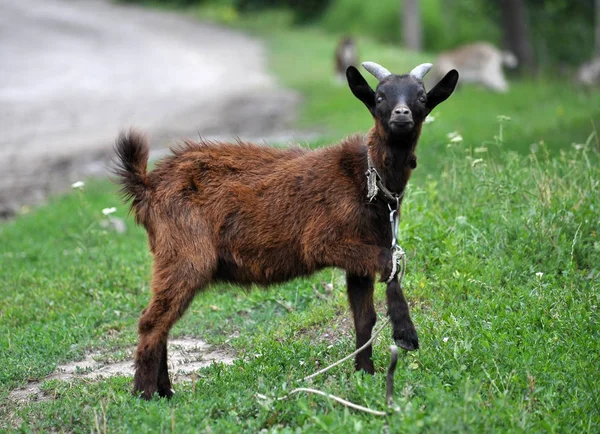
top-left (115, 64), bottom-right (458, 400)
top-left (115, 128), bottom-right (417, 399)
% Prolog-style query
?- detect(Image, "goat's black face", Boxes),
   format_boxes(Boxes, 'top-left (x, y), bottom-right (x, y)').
top-left (347, 64), bottom-right (459, 137)
top-left (375, 75), bottom-right (427, 135)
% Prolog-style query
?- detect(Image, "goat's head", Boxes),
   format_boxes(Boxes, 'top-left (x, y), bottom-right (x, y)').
top-left (346, 61), bottom-right (459, 138)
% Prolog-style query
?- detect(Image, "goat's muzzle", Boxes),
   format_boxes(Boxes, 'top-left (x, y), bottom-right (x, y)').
top-left (390, 105), bottom-right (414, 133)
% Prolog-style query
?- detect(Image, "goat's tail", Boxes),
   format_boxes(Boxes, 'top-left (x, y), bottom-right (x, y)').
top-left (112, 129), bottom-right (151, 223)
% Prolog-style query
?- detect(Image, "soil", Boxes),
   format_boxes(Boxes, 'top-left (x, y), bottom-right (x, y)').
top-left (8, 338), bottom-right (235, 403)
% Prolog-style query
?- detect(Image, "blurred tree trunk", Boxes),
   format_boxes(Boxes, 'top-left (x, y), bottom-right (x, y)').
top-left (499, 0), bottom-right (535, 74)
top-left (402, 0), bottom-right (422, 51)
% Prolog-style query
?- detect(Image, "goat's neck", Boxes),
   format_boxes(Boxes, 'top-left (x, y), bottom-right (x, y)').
top-left (367, 126), bottom-right (420, 194)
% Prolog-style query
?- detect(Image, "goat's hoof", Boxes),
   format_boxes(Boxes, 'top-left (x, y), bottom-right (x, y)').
top-left (135, 389), bottom-right (156, 401)
top-left (394, 329), bottom-right (419, 351)
top-left (355, 362), bottom-right (375, 375)
top-left (158, 388), bottom-right (175, 399)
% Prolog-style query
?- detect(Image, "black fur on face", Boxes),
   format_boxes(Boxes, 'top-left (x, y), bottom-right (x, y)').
top-left (346, 65), bottom-right (459, 138)
top-left (375, 74), bottom-right (427, 136)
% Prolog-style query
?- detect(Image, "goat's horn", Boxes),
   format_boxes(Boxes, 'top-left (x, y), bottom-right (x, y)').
top-left (409, 63), bottom-right (433, 80)
top-left (362, 61), bottom-right (392, 81)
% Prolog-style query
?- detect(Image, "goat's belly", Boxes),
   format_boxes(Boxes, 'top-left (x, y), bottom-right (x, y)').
top-left (214, 250), bottom-right (314, 285)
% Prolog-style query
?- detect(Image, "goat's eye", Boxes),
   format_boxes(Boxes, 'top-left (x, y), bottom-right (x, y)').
top-left (376, 96), bottom-right (383, 104)
top-left (419, 95), bottom-right (426, 103)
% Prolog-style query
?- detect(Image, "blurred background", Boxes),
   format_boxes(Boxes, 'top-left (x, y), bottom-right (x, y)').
top-left (134, 0), bottom-right (600, 72)
top-left (1, 0), bottom-right (598, 217)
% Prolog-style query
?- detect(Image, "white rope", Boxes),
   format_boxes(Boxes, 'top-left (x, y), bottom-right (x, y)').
top-left (256, 340), bottom-right (399, 417)
top-left (281, 388), bottom-right (387, 416)
top-left (303, 317), bottom-right (390, 382)
top-left (257, 241), bottom-right (408, 416)
top-left (386, 246), bottom-right (406, 284)
top-left (386, 255), bottom-right (398, 284)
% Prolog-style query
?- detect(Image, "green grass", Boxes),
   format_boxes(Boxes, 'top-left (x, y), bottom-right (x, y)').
top-left (2, 6), bottom-right (600, 433)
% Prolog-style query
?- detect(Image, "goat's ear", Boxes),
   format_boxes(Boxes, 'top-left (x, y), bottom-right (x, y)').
top-left (426, 69), bottom-right (459, 112)
top-left (346, 66), bottom-right (376, 115)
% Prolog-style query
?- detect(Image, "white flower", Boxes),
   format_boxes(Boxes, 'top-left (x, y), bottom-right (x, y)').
top-left (471, 158), bottom-right (484, 167)
top-left (474, 147), bottom-right (488, 153)
top-left (456, 215), bottom-right (467, 225)
top-left (424, 115), bottom-right (436, 124)
top-left (443, 337), bottom-right (449, 343)
top-left (535, 272), bottom-right (543, 278)
top-left (447, 131), bottom-right (463, 143)
top-left (71, 181), bottom-right (85, 189)
top-left (102, 207), bottom-right (117, 216)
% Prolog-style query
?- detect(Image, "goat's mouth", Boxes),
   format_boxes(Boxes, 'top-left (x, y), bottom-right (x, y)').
top-left (389, 120), bottom-right (414, 133)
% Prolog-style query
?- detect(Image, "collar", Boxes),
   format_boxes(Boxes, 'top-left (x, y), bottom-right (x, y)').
top-left (365, 152), bottom-right (405, 207)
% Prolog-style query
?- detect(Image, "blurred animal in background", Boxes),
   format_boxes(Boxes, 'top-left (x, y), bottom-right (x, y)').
top-left (334, 36), bottom-right (358, 83)
top-left (429, 42), bottom-right (518, 93)
top-left (576, 56), bottom-right (600, 86)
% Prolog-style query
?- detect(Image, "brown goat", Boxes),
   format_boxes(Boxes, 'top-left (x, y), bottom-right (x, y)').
top-left (334, 36), bottom-right (358, 82)
top-left (114, 62), bottom-right (459, 400)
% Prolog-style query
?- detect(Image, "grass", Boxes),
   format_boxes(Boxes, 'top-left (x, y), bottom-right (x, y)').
top-left (2, 5), bottom-right (600, 433)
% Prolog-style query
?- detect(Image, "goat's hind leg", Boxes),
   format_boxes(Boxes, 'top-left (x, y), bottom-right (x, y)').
top-left (156, 343), bottom-right (173, 398)
top-left (386, 277), bottom-right (418, 351)
top-left (134, 261), bottom-right (212, 400)
top-left (347, 274), bottom-right (377, 374)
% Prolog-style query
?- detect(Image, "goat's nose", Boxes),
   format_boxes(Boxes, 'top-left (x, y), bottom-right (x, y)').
top-left (393, 105), bottom-right (411, 116)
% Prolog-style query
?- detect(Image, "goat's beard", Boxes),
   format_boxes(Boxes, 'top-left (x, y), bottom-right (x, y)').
top-left (389, 121), bottom-right (415, 135)
top-left (386, 123), bottom-right (421, 144)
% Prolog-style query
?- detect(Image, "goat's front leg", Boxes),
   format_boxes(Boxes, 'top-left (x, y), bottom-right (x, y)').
top-left (347, 274), bottom-right (377, 374)
top-left (386, 277), bottom-right (419, 351)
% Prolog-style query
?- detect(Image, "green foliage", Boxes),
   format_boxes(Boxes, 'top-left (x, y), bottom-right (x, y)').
top-left (318, 0), bottom-right (403, 45)
top-left (528, 0), bottom-right (596, 67)
top-left (119, 0), bottom-right (596, 66)
top-left (319, 0), bottom-right (501, 52)
top-left (235, 0), bottom-right (331, 22)
top-left (319, 0), bottom-right (596, 66)
top-left (120, 0), bottom-right (331, 22)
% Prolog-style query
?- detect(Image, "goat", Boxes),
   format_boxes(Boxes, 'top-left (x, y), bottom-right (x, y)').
top-left (429, 42), bottom-right (516, 92)
top-left (576, 56), bottom-right (600, 86)
top-left (114, 61), bottom-right (459, 400)
top-left (334, 36), bottom-right (358, 83)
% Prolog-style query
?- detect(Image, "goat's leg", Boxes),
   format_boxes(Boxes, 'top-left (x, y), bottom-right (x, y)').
top-left (347, 274), bottom-right (377, 374)
top-left (386, 277), bottom-right (419, 351)
top-left (156, 343), bottom-right (173, 398)
top-left (134, 262), bottom-right (210, 400)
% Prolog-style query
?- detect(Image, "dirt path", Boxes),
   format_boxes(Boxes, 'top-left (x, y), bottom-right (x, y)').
top-left (0, 0), bottom-right (304, 216)
top-left (8, 338), bottom-right (235, 403)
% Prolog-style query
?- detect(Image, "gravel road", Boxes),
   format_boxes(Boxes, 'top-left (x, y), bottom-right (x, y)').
top-left (0, 0), bottom-right (302, 216)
